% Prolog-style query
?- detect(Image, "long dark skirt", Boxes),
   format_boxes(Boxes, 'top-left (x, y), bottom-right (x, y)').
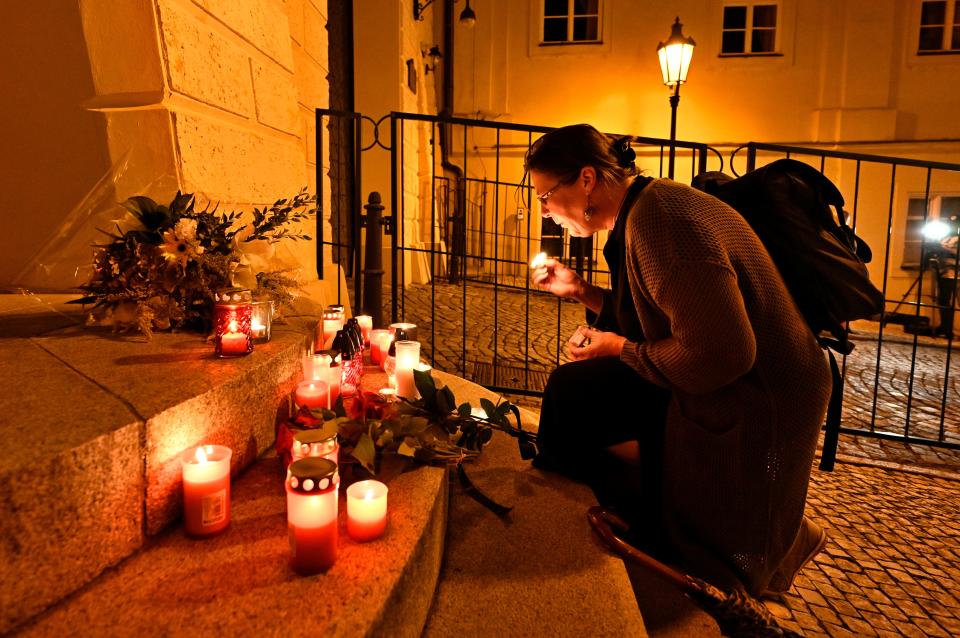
top-left (534, 356), bottom-right (671, 539)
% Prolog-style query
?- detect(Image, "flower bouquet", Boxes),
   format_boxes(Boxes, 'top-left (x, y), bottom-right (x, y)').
top-left (70, 189), bottom-right (316, 337)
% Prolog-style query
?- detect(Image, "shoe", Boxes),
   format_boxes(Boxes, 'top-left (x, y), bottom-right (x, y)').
top-left (762, 517), bottom-right (828, 596)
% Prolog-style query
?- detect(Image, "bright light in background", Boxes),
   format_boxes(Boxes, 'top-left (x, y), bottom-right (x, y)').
top-left (657, 17), bottom-right (696, 86)
top-left (922, 220), bottom-right (951, 241)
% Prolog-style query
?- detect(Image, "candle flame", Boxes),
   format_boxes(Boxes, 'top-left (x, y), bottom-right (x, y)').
top-left (195, 446), bottom-right (209, 464)
top-left (364, 489), bottom-right (375, 500)
top-left (228, 320), bottom-right (238, 332)
top-left (530, 252), bottom-right (548, 269)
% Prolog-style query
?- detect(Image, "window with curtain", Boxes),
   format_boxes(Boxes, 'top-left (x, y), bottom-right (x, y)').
top-left (542, 0), bottom-right (601, 45)
top-left (721, 2), bottom-right (779, 55)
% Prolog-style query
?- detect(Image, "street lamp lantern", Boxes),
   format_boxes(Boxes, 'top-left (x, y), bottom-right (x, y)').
top-left (657, 17), bottom-right (695, 87)
top-left (656, 17), bottom-right (695, 179)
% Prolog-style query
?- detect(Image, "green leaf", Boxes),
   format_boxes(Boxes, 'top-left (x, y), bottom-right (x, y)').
top-left (436, 386), bottom-right (455, 414)
top-left (397, 440), bottom-right (418, 457)
top-left (350, 433), bottom-right (377, 474)
top-left (480, 398), bottom-right (497, 420)
top-left (457, 402), bottom-right (472, 417)
top-left (414, 368), bottom-right (437, 400)
top-left (401, 416), bottom-right (430, 436)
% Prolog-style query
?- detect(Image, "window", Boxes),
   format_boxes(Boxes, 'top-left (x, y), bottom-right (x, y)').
top-left (542, 0), bottom-right (601, 45)
top-left (721, 3), bottom-right (778, 55)
top-left (918, 0), bottom-right (960, 53)
top-left (902, 195), bottom-right (960, 268)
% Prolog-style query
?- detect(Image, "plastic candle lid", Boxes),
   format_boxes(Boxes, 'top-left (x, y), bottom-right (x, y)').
top-left (214, 288), bottom-right (252, 303)
top-left (293, 429), bottom-right (337, 445)
top-left (288, 458), bottom-right (339, 493)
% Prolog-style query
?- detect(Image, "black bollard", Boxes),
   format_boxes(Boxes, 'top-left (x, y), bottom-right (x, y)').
top-left (362, 192), bottom-right (386, 328)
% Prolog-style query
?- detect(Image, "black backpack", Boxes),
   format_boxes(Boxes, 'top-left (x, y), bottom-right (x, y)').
top-left (692, 158), bottom-right (884, 356)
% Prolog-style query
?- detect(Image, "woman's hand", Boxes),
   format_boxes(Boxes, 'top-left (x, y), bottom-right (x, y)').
top-left (566, 326), bottom-right (626, 361)
top-left (531, 258), bottom-right (584, 300)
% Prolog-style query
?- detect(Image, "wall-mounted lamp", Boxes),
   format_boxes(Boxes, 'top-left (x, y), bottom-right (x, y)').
top-left (413, 0), bottom-right (436, 21)
top-left (459, 0), bottom-right (476, 28)
top-left (423, 45), bottom-right (443, 75)
top-left (415, 0), bottom-right (476, 26)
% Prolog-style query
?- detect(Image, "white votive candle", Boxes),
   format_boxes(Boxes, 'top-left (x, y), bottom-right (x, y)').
top-left (346, 480), bottom-right (388, 542)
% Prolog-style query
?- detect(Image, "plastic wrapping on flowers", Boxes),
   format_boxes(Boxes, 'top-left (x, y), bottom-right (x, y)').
top-left (8, 152), bottom-right (317, 338)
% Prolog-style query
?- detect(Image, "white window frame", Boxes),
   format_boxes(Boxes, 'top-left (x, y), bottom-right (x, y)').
top-left (719, 1), bottom-right (781, 57)
top-left (917, 0), bottom-right (960, 54)
top-left (539, 0), bottom-right (602, 47)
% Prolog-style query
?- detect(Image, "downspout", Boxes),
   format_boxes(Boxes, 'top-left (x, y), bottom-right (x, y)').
top-left (440, 0), bottom-right (465, 284)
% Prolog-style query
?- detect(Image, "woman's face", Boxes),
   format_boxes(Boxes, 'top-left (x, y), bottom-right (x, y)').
top-left (530, 168), bottom-right (594, 237)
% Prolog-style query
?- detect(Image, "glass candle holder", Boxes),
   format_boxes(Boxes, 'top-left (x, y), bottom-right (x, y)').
top-left (333, 330), bottom-right (361, 396)
top-left (320, 310), bottom-right (344, 351)
top-left (346, 480), bottom-right (388, 542)
top-left (389, 322), bottom-right (418, 342)
top-left (356, 315), bottom-right (373, 345)
top-left (327, 358), bottom-right (342, 408)
top-left (250, 298), bottom-right (274, 343)
top-left (287, 458), bottom-right (339, 575)
top-left (214, 289), bottom-right (253, 358)
top-left (295, 380), bottom-right (330, 410)
top-left (292, 429), bottom-right (339, 465)
top-left (394, 340), bottom-right (421, 400)
top-left (303, 352), bottom-right (332, 383)
top-left (180, 444), bottom-right (232, 537)
top-left (369, 329), bottom-right (391, 366)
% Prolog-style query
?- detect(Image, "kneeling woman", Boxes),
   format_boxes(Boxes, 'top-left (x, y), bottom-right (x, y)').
top-left (527, 124), bottom-right (831, 597)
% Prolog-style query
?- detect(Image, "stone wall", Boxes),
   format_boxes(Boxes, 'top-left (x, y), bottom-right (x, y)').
top-left (3, 0), bottom-right (343, 308)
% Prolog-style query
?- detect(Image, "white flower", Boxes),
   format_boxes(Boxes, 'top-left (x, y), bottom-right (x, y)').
top-left (160, 218), bottom-right (204, 267)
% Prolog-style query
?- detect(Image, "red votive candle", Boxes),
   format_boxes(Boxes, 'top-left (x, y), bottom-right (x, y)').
top-left (287, 458), bottom-right (339, 574)
top-left (180, 445), bottom-right (232, 537)
top-left (295, 380), bottom-right (330, 409)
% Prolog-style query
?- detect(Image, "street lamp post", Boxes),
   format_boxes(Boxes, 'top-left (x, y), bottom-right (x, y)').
top-left (656, 17), bottom-right (696, 180)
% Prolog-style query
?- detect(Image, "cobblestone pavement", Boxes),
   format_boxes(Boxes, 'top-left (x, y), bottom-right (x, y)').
top-left (381, 279), bottom-right (960, 637)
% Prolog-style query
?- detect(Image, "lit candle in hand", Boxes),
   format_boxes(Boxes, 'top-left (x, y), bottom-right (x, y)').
top-left (347, 480), bottom-right (388, 542)
top-left (180, 445), bottom-right (232, 537)
top-left (530, 252), bottom-right (548, 270)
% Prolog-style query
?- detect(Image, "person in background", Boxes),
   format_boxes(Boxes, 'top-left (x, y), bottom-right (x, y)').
top-left (527, 124), bottom-right (832, 598)
top-left (935, 217), bottom-right (958, 338)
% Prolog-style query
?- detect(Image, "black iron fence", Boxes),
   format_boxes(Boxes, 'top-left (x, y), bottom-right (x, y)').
top-left (316, 109), bottom-right (960, 455)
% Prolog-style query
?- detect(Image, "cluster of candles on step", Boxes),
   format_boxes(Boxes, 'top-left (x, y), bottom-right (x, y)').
top-left (182, 304), bottom-right (424, 575)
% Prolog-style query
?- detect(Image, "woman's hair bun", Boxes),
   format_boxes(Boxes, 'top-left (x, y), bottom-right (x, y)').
top-left (612, 136), bottom-right (636, 169)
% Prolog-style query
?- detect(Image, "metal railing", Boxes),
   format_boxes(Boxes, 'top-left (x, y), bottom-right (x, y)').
top-left (738, 143), bottom-right (960, 452)
top-left (315, 108), bottom-right (960, 454)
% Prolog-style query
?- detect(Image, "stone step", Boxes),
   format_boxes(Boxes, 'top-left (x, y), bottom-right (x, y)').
top-left (14, 452), bottom-right (448, 637)
top-left (0, 294), bottom-right (310, 633)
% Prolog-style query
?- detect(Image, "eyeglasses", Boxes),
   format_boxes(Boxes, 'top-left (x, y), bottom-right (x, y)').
top-left (535, 178), bottom-right (570, 205)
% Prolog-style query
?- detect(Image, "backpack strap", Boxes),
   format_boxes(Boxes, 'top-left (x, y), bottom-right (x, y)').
top-left (818, 350), bottom-right (843, 472)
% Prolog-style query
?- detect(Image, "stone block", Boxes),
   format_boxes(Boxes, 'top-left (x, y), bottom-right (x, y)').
top-left (286, 0), bottom-right (305, 45)
top-left (251, 59), bottom-right (299, 134)
top-left (192, 0), bottom-right (294, 70)
top-left (422, 372), bottom-right (649, 637)
top-left (31, 324), bottom-right (305, 535)
top-left (0, 340), bottom-right (143, 634)
top-left (158, 0), bottom-right (255, 118)
top-left (79, 0), bottom-right (165, 95)
top-left (173, 111), bottom-right (306, 202)
top-left (303, 1), bottom-right (328, 65)
top-left (292, 45), bottom-right (328, 109)
top-left (19, 451), bottom-right (447, 637)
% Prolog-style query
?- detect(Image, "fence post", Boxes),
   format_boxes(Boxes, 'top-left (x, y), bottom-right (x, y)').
top-left (746, 143), bottom-right (757, 173)
top-left (362, 192), bottom-right (386, 328)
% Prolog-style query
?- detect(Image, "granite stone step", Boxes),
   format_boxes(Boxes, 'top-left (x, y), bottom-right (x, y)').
top-left (0, 294), bottom-right (313, 633)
